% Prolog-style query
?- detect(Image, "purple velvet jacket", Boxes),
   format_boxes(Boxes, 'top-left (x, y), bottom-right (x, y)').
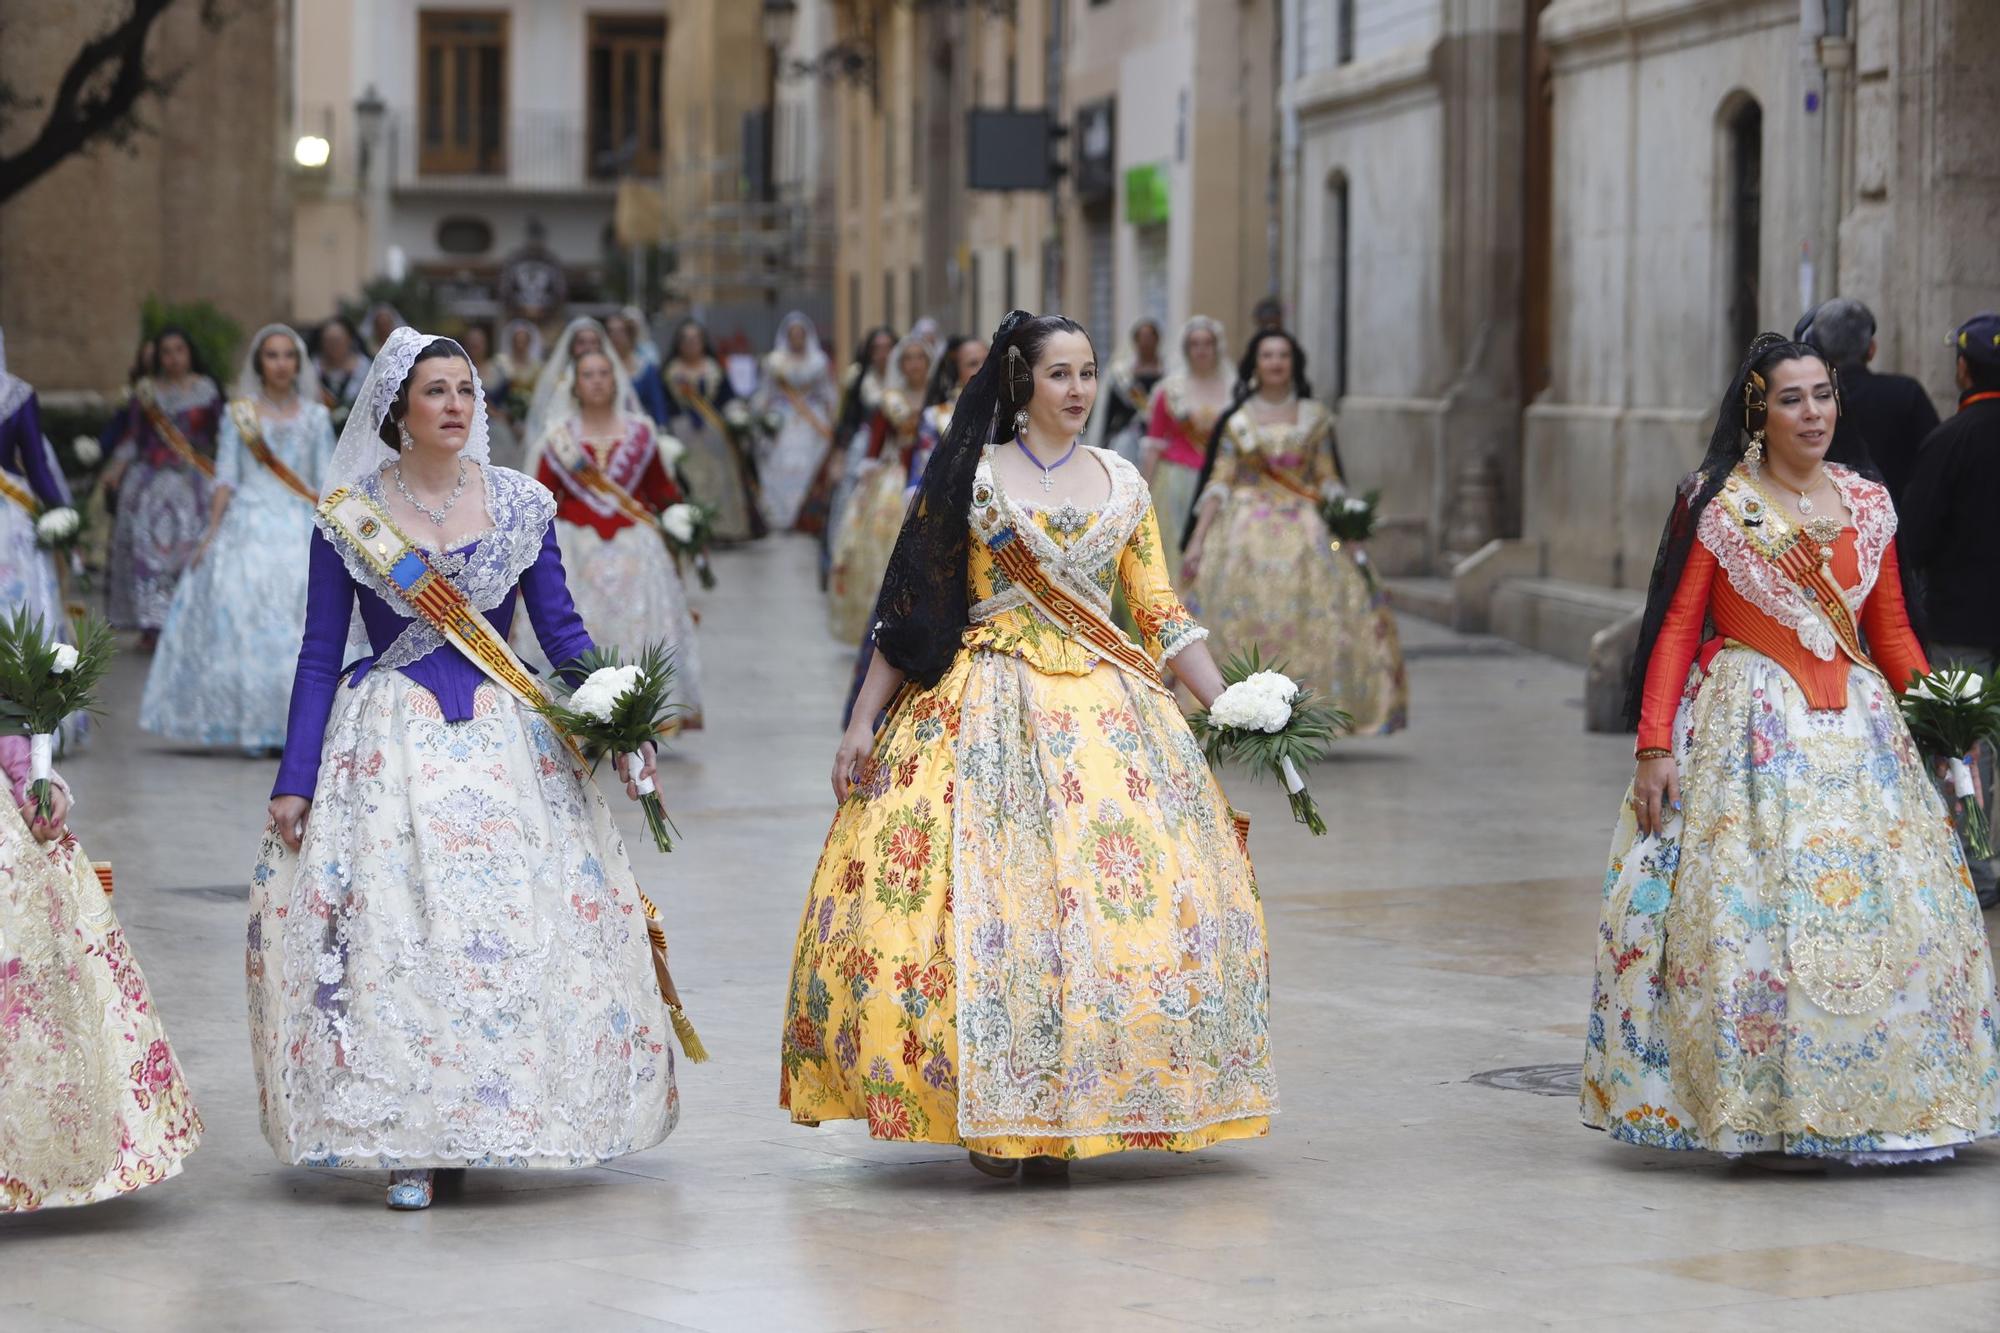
top-left (0, 390), bottom-right (72, 508)
top-left (272, 469), bottom-right (593, 799)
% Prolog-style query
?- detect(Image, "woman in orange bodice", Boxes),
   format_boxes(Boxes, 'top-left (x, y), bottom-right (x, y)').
top-left (1582, 332), bottom-right (1999, 1164)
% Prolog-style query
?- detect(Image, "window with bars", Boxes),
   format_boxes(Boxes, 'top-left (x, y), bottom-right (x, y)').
top-left (418, 10), bottom-right (508, 176)
top-left (588, 15), bottom-right (664, 178)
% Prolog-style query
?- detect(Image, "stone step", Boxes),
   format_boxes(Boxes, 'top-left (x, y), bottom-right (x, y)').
top-left (1489, 577), bottom-right (1645, 666)
top-left (1382, 576), bottom-right (1454, 626)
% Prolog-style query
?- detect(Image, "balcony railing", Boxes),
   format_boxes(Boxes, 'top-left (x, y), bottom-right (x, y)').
top-left (383, 107), bottom-right (646, 194)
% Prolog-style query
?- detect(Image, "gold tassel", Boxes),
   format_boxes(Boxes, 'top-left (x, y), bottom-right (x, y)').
top-left (639, 888), bottom-right (708, 1063)
top-left (668, 1003), bottom-right (709, 1063)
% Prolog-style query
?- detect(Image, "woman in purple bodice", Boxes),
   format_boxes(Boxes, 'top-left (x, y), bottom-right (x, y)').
top-left (247, 329), bottom-right (678, 1212)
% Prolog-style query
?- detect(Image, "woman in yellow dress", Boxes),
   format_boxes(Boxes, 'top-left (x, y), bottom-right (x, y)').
top-left (781, 312), bottom-right (1277, 1177)
top-left (827, 335), bottom-right (934, 644)
top-left (1183, 329), bottom-right (1408, 736)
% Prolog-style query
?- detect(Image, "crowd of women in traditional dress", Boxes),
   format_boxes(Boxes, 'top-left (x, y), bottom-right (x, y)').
top-left (3, 300), bottom-right (1995, 1221)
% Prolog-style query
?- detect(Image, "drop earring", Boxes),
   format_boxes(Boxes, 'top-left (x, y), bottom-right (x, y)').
top-left (1013, 408), bottom-right (1029, 435)
top-left (1744, 429), bottom-right (1765, 476)
top-left (399, 421), bottom-right (415, 451)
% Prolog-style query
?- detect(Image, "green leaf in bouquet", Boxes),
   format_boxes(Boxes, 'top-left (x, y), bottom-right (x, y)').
top-left (0, 607), bottom-right (116, 736)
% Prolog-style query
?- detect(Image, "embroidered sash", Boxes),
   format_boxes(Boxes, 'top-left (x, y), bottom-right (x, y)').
top-left (317, 485), bottom-right (688, 1041)
top-left (0, 469), bottom-right (38, 517)
top-left (778, 382), bottom-right (832, 443)
top-left (1229, 412), bottom-right (1331, 504)
top-left (136, 382), bottom-right (218, 480)
top-left (546, 425), bottom-right (662, 530)
top-left (1770, 522), bottom-right (1874, 673)
top-left (982, 524), bottom-right (1172, 697)
top-left (1705, 473), bottom-right (1878, 673)
top-left (228, 400), bottom-right (317, 503)
top-left (668, 375), bottom-right (732, 440)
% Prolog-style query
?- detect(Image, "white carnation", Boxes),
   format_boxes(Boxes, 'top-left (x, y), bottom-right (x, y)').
top-left (1209, 672), bottom-right (1299, 733)
top-left (656, 433), bottom-right (686, 467)
top-left (723, 400), bottom-right (751, 428)
top-left (569, 663), bottom-right (642, 722)
top-left (35, 507), bottom-right (80, 542)
top-left (50, 643), bottom-right (79, 674)
top-left (72, 434), bottom-right (103, 467)
top-left (1343, 496), bottom-right (1372, 515)
top-left (660, 503), bottom-right (698, 544)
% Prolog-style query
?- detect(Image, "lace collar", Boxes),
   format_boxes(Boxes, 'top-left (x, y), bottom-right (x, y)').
top-left (318, 463), bottom-right (555, 672)
top-left (1160, 372), bottom-right (1230, 424)
top-left (1697, 464), bottom-right (1896, 662)
top-left (666, 359), bottom-right (724, 399)
top-left (967, 446), bottom-right (1147, 621)
top-left (1226, 398), bottom-right (1331, 457)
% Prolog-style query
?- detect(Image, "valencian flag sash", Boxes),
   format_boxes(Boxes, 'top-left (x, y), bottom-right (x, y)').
top-left (316, 484), bottom-right (703, 1056)
top-left (228, 400), bottom-right (318, 503)
top-left (980, 524), bottom-right (1174, 700)
top-left (136, 381), bottom-right (218, 480)
top-left (0, 468), bottom-right (37, 517)
top-left (546, 425), bottom-right (663, 530)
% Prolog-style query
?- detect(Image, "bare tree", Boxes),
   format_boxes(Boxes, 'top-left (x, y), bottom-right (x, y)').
top-left (0, 0), bottom-right (229, 208)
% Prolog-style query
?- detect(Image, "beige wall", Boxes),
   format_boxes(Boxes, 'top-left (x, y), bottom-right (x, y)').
top-left (0, 0), bottom-right (292, 391)
top-left (663, 0), bottom-right (773, 314)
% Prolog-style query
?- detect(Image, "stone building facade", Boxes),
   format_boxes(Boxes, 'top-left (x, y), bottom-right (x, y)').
top-left (1281, 0), bottom-right (2000, 703)
top-left (0, 0), bottom-right (292, 393)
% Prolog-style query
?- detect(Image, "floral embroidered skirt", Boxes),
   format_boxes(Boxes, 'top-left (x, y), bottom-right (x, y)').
top-left (1, 805), bottom-right (202, 1211)
top-left (248, 673), bottom-right (678, 1168)
top-left (1192, 486), bottom-right (1407, 736)
top-left (547, 519), bottom-right (704, 729)
top-left (138, 488), bottom-right (314, 749)
top-left (1583, 648), bottom-right (2000, 1159)
top-left (826, 461), bottom-right (906, 645)
top-left (780, 648), bottom-right (1277, 1159)
top-left (676, 418), bottom-right (759, 543)
top-left (108, 457), bottom-right (208, 631)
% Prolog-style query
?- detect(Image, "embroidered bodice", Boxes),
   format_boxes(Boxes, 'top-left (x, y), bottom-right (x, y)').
top-left (1199, 399), bottom-right (1340, 502)
top-left (961, 447), bottom-right (1206, 675)
top-left (274, 465), bottom-right (592, 798)
top-left (1147, 374), bottom-right (1231, 469)
top-left (1636, 464), bottom-right (1928, 753)
top-left (535, 414), bottom-right (679, 538)
top-left (116, 377), bottom-right (221, 469)
top-left (215, 398), bottom-right (334, 499)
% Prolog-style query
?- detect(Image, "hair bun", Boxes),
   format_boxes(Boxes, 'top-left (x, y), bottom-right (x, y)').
top-left (1746, 331), bottom-right (1791, 359)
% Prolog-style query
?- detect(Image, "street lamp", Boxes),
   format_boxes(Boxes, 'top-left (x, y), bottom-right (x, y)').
top-left (761, 0), bottom-right (798, 51)
top-left (353, 84), bottom-right (387, 183)
top-left (293, 135), bottom-right (331, 170)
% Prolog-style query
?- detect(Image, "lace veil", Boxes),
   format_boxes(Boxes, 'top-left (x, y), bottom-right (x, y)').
top-left (232, 323), bottom-right (323, 407)
top-left (327, 327), bottom-right (491, 491)
top-left (522, 317), bottom-right (643, 467)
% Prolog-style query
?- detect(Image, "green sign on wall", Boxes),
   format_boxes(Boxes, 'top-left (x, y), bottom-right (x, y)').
top-left (1125, 163), bottom-right (1169, 226)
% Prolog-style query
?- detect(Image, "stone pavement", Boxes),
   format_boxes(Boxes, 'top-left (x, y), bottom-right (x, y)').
top-left (3, 535), bottom-right (1998, 1331)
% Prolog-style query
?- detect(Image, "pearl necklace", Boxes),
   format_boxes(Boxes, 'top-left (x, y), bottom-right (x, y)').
top-left (394, 459), bottom-right (468, 526)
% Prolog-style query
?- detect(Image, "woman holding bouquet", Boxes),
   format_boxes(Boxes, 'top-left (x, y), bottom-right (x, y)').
top-left (1182, 329), bottom-right (1407, 736)
top-left (782, 311), bottom-right (1277, 1176)
top-left (1581, 332), bottom-right (2000, 1164)
top-left (102, 327), bottom-right (222, 646)
top-left (0, 326), bottom-right (77, 635)
top-left (0, 731), bottom-right (203, 1211)
top-left (530, 346), bottom-right (703, 727)
top-left (664, 318), bottom-right (761, 542)
top-left (253, 329), bottom-right (679, 1211)
top-left (752, 313), bottom-right (838, 532)
top-left (1142, 316), bottom-right (1231, 549)
top-left (140, 325), bottom-right (335, 753)
top-left (827, 335), bottom-right (933, 644)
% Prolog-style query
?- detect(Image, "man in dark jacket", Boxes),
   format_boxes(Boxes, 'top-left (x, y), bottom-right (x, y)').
top-left (1798, 298), bottom-right (1939, 504)
top-left (1900, 312), bottom-right (2000, 907)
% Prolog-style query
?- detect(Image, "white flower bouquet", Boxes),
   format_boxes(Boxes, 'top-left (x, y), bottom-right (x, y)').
top-left (0, 608), bottom-right (114, 820)
top-left (722, 400), bottom-right (752, 431)
top-left (34, 505), bottom-right (83, 552)
top-left (1187, 649), bottom-right (1348, 835)
top-left (71, 434), bottom-right (103, 468)
top-left (536, 643), bottom-right (685, 852)
top-left (1319, 488), bottom-right (1379, 544)
top-left (659, 500), bottom-right (719, 589)
top-left (1902, 667), bottom-right (2000, 859)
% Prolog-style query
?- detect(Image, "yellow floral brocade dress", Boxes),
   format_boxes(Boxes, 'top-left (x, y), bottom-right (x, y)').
top-left (780, 447), bottom-right (1276, 1158)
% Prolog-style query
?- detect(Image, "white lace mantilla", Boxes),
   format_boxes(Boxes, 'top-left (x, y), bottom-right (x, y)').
top-left (318, 463), bottom-right (555, 672)
top-left (967, 446), bottom-right (1149, 626)
top-left (1697, 464), bottom-right (1896, 663)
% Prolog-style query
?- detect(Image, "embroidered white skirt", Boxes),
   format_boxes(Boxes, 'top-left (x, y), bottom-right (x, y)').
top-left (1583, 648), bottom-right (2000, 1159)
top-left (548, 519), bottom-right (704, 728)
top-left (247, 672), bottom-right (679, 1168)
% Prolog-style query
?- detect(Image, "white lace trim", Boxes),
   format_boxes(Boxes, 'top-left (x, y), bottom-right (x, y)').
top-left (317, 464), bottom-right (555, 672)
top-left (966, 447), bottom-right (1148, 625)
top-left (1697, 466), bottom-right (1891, 663)
top-left (541, 417), bottom-right (655, 523)
top-left (0, 375), bottom-right (29, 423)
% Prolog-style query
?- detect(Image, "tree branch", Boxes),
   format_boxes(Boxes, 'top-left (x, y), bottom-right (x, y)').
top-left (0, 0), bottom-right (190, 207)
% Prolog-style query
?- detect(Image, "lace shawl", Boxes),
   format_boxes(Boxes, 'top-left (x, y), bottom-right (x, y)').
top-left (1697, 464), bottom-right (1896, 663)
top-left (316, 464), bottom-right (555, 672)
top-left (967, 447), bottom-right (1149, 625)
